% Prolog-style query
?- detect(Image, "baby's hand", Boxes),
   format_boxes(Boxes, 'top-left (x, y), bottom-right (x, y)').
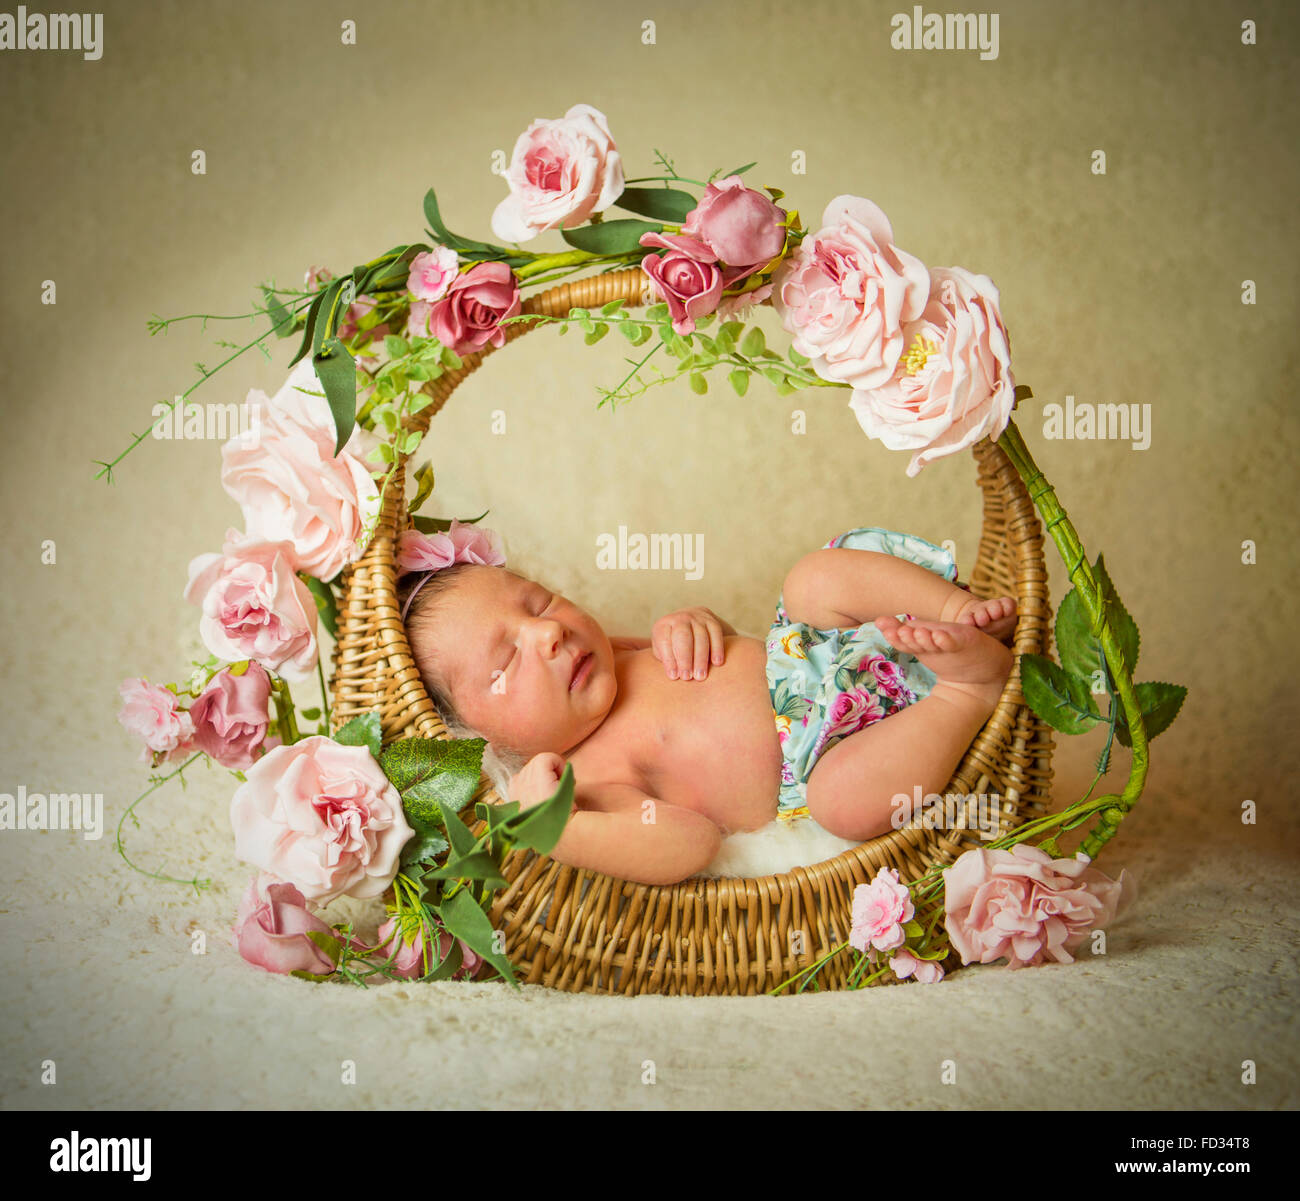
top-left (507, 752), bottom-right (567, 810)
top-left (651, 607), bottom-right (727, 681)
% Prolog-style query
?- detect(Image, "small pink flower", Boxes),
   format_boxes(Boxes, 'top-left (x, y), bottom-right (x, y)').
top-left (429, 261), bottom-right (521, 356)
top-left (303, 264), bottom-right (335, 292)
top-left (373, 914), bottom-right (483, 982)
top-left (117, 677), bottom-right (194, 764)
top-left (407, 246), bottom-right (460, 303)
top-left (943, 844), bottom-right (1137, 969)
top-left (891, 948), bottom-right (944, 983)
top-left (850, 867), bottom-right (915, 953)
top-left (683, 176), bottom-right (787, 288)
top-left (717, 281), bottom-right (773, 321)
top-left (639, 230), bottom-right (723, 336)
top-left (188, 662), bottom-right (273, 771)
top-left (406, 298), bottom-right (433, 341)
top-left (395, 520), bottom-right (505, 575)
top-left (490, 103), bottom-right (624, 242)
top-left (233, 873), bottom-right (337, 975)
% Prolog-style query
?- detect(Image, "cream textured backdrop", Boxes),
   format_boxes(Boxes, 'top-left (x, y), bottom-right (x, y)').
top-left (1, 0), bottom-right (1297, 1110)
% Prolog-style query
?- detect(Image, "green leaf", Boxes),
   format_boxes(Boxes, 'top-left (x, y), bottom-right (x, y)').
top-left (739, 326), bottom-right (766, 357)
top-left (787, 345), bottom-right (810, 367)
top-left (1054, 586), bottom-right (1101, 682)
top-left (435, 887), bottom-right (517, 987)
top-left (688, 372), bottom-right (708, 395)
top-left (1094, 555), bottom-right (1140, 675)
top-left (313, 276), bottom-right (349, 357)
top-left (644, 303), bottom-right (670, 322)
top-left (378, 736), bottom-right (486, 831)
top-left (902, 919), bottom-right (924, 939)
top-left (720, 161), bottom-right (757, 179)
top-left (410, 508), bottom-right (489, 534)
top-left (1013, 384), bottom-right (1034, 404)
top-left (1020, 653), bottom-right (1101, 735)
top-left (261, 286), bottom-right (295, 340)
top-left (583, 323), bottom-right (609, 345)
top-left (618, 320), bottom-right (643, 342)
top-left (422, 186), bottom-right (529, 264)
top-left (499, 762), bottom-right (575, 854)
top-left (561, 218), bottom-right (664, 255)
top-left (399, 829), bottom-right (450, 868)
top-left (288, 284), bottom-right (328, 369)
top-left (334, 712), bottom-right (383, 760)
top-left (302, 574), bottom-right (338, 640)
top-left (421, 852), bottom-right (508, 889)
top-left (728, 369), bottom-right (749, 397)
top-left (1115, 681), bottom-right (1187, 747)
top-left (304, 928), bottom-right (343, 964)
top-left (312, 337), bottom-right (358, 457)
top-left (409, 462), bottom-right (435, 514)
top-left (300, 707), bottom-right (322, 722)
top-left (612, 186), bottom-right (697, 223)
top-left (599, 298), bottom-right (628, 318)
top-left (384, 334), bottom-right (411, 359)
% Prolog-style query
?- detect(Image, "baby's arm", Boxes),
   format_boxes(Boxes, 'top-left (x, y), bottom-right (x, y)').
top-left (551, 784), bottom-right (722, 886)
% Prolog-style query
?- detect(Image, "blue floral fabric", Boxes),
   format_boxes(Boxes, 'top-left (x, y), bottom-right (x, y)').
top-left (766, 526), bottom-right (959, 822)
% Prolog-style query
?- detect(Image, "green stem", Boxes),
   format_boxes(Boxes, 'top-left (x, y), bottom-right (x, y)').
top-left (514, 249), bottom-right (611, 280)
top-left (115, 751), bottom-right (210, 891)
top-left (316, 655), bottom-right (332, 729)
top-left (996, 417), bottom-right (1149, 859)
top-left (271, 677), bottom-right (302, 745)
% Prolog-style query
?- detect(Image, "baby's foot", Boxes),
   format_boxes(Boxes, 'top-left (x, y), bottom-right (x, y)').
top-left (873, 614), bottom-right (1013, 709)
top-left (953, 595), bottom-right (1018, 644)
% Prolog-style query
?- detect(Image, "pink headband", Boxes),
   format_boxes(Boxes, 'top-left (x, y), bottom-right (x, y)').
top-left (396, 522), bottom-right (506, 624)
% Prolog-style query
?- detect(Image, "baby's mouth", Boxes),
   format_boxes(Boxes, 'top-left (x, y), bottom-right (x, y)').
top-left (569, 651), bottom-right (592, 691)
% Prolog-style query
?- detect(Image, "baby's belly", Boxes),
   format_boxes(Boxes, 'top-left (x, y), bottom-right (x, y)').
top-left (634, 634), bottom-right (783, 833)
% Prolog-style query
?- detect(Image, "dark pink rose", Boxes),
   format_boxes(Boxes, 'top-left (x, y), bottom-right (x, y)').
top-left (429, 261), bottom-right (522, 356)
top-left (189, 662), bottom-right (272, 771)
top-left (638, 230), bottom-right (723, 336)
top-left (683, 175), bottom-right (787, 287)
top-left (233, 873), bottom-right (337, 975)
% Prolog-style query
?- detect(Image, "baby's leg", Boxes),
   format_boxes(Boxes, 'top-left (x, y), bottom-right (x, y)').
top-left (781, 547), bottom-right (1017, 642)
top-left (804, 617), bottom-right (1012, 842)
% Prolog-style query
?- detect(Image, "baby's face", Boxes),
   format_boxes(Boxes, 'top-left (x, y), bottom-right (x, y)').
top-left (427, 567), bottom-right (616, 757)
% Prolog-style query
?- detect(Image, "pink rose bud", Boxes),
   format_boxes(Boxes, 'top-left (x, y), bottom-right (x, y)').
top-left (638, 230), bottom-right (723, 336)
top-left (233, 873), bottom-right (338, 975)
top-left (117, 677), bottom-right (195, 764)
top-left (429, 261), bottom-right (522, 356)
top-left (189, 662), bottom-right (273, 771)
top-left (683, 175), bottom-right (787, 287)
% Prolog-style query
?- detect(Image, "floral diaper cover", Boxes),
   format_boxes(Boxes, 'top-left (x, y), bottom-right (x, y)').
top-left (766, 526), bottom-right (959, 823)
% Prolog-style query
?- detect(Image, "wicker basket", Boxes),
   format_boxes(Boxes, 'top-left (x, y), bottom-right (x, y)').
top-left (329, 268), bottom-right (1055, 995)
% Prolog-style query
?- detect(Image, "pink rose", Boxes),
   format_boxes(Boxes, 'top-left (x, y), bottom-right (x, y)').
top-left (407, 246), bottom-right (460, 303)
top-left (823, 686), bottom-right (886, 739)
top-left (639, 230), bottom-right (724, 336)
top-left (943, 844), bottom-right (1137, 969)
top-left (490, 103), bottom-right (624, 242)
top-left (850, 866), bottom-right (915, 953)
top-left (373, 915), bottom-right (484, 982)
top-left (850, 265), bottom-right (1016, 477)
top-left (406, 299), bottom-right (432, 341)
top-left (185, 530), bottom-right (320, 682)
top-left (233, 873), bottom-right (337, 975)
top-left (429, 261), bottom-right (522, 356)
top-left (117, 677), bottom-right (194, 764)
top-left (683, 175), bottom-right (787, 288)
top-left (230, 734), bottom-right (414, 904)
top-left (771, 194), bottom-right (930, 390)
top-left (891, 948), bottom-right (944, 983)
top-left (220, 356), bottom-right (382, 579)
top-left (189, 662), bottom-right (272, 770)
top-left (861, 653), bottom-right (914, 703)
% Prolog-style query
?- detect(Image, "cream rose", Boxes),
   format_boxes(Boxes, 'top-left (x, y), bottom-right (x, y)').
top-left (220, 356), bottom-right (382, 581)
top-left (229, 735), bottom-right (414, 905)
top-left (771, 194), bottom-right (930, 390)
top-left (849, 265), bottom-right (1016, 477)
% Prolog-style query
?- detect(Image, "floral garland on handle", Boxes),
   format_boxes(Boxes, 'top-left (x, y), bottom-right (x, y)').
top-left (110, 103), bottom-right (1185, 992)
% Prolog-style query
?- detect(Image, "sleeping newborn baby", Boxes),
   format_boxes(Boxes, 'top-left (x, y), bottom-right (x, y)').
top-left (399, 525), bottom-right (1015, 887)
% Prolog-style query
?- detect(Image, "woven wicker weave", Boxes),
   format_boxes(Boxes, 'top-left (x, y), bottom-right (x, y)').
top-left (329, 268), bottom-right (1055, 995)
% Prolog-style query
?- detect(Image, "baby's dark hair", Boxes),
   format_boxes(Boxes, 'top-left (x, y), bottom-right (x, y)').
top-left (397, 562), bottom-right (530, 797)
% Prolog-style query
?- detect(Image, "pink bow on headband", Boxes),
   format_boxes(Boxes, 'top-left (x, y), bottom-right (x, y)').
top-left (397, 520), bottom-right (506, 622)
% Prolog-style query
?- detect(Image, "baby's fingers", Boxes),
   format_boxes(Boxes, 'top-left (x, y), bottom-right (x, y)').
top-left (669, 622), bottom-right (694, 680)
